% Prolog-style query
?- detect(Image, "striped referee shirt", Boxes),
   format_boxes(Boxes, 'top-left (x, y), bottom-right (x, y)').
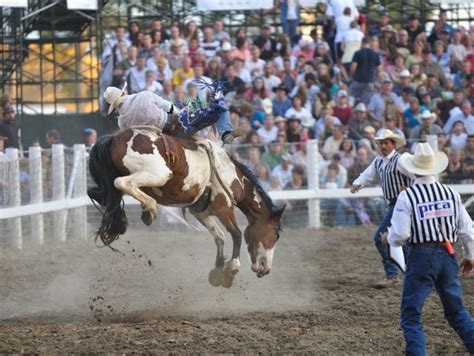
top-left (388, 176), bottom-right (474, 259)
top-left (353, 150), bottom-right (412, 202)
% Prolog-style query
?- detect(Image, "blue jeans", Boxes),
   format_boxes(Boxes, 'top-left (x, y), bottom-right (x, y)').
top-left (401, 245), bottom-right (474, 355)
top-left (374, 203), bottom-right (400, 279)
top-left (216, 111), bottom-right (233, 136)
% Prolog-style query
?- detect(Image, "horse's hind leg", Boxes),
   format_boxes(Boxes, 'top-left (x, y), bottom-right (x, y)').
top-left (190, 212), bottom-right (226, 287)
top-left (114, 172), bottom-right (169, 226)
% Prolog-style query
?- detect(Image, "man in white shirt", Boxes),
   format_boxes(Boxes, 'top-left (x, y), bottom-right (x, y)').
top-left (101, 26), bottom-right (131, 62)
top-left (387, 143), bottom-right (474, 355)
top-left (325, 0), bottom-right (359, 22)
top-left (262, 63), bottom-right (282, 94)
top-left (245, 46), bottom-right (266, 79)
top-left (443, 100), bottom-right (474, 134)
top-left (271, 153), bottom-right (294, 188)
top-left (257, 114), bottom-right (278, 143)
top-left (182, 64), bottom-right (212, 99)
top-left (341, 21), bottom-right (365, 71)
top-left (368, 79), bottom-right (402, 122)
top-left (126, 55), bottom-right (148, 94)
top-left (103, 81), bottom-right (240, 143)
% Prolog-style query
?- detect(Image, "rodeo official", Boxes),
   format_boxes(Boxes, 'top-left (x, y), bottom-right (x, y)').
top-left (387, 142), bottom-right (474, 355)
top-left (351, 129), bottom-right (412, 288)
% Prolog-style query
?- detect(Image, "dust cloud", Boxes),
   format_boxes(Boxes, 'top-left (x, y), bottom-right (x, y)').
top-left (0, 227), bottom-right (321, 321)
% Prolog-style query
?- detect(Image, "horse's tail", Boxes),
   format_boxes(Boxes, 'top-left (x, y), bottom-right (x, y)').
top-left (87, 134), bottom-right (128, 247)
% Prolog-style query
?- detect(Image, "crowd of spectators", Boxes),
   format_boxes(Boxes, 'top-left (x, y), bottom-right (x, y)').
top-left (96, 5), bottom-right (473, 226)
top-left (2, 3), bottom-right (473, 226)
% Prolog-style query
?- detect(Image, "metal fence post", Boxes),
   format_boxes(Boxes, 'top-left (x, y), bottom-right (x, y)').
top-left (307, 139), bottom-right (321, 229)
top-left (29, 146), bottom-right (44, 245)
top-left (5, 148), bottom-right (22, 249)
top-left (52, 144), bottom-right (66, 241)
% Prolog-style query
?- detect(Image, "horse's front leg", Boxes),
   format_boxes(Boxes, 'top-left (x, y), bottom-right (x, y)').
top-left (217, 212), bottom-right (242, 286)
top-left (190, 212), bottom-right (226, 287)
top-left (223, 229), bottom-right (242, 277)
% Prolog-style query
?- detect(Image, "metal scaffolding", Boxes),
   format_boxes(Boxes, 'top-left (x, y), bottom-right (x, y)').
top-left (1, 0), bottom-right (104, 116)
top-left (1, 0), bottom-right (473, 117)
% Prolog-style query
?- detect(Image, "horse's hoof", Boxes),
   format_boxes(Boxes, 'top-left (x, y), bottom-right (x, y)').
top-left (208, 268), bottom-right (223, 287)
top-left (221, 273), bottom-right (234, 288)
top-left (224, 259), bottom-right (240, 276)
top-left (141, 210), bottom-right (154, 226)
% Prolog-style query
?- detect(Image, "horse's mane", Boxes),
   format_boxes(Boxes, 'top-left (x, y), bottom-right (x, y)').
top-left (229, 155), bottom-right (277, 215)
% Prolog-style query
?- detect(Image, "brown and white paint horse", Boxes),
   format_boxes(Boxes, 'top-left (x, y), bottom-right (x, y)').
top-left (88, 127), bottom-right (285, 287)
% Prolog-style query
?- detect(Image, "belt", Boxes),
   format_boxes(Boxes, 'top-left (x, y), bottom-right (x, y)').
top-left (410, 242), bottom-right (445, 249)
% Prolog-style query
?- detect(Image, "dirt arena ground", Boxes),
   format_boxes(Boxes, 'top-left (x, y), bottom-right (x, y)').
top-left (1, 226), bottom-right (473, 354)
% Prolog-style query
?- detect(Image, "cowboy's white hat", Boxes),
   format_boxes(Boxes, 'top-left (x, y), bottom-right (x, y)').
top-left (262, 98), bottom-right (273, 115)
top-left (374, 129), bottom-right (404, 148)
top-left (104, 82), bottom-right (127, 115)
top-left (418, 110), bottom-right (436, 122)
top-left (301, 115), bottom-right (316, 128)
top-left (399, 69), bottom-right (411, 78)
top-left (354, 102), bottom-right (367, 112)
top-left (399, 142), bottom-right (448, 176)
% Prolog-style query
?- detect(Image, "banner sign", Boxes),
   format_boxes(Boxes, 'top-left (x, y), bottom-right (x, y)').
top-left (197, 0), bottom-right (273, 11)
top-left (67, 0), bottom-right (98, 10)
top-left (0, 0), bottom-right (27, 7)
top-left (430, 0), bottom-right (465, 3)
top-left (305, 0), bottom-right (366, 5)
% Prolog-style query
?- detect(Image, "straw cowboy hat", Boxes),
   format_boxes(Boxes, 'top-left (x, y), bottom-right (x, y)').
top-left (399, 69), bottom-right (411, 78)
top-left (399, 142), bottom-right (448, 176)
top-left (354, 102), bottom-right (367, 112)
top-left (301, 115), bottom-right (315, 128)
top-left (374, 129), bottom-right (404, 148)
top-left (262, 98), bottom-right (273, 115)
top-left (104, 82), bottom-right (127, 114)
top-left (170, 38), bottom-right (186, 47)
top-left (418, 110), bottom-right (436, 122)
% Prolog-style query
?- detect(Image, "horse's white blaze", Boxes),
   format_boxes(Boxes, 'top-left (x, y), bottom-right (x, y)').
top-left (182, 147), bottom-right (211, 202)
top-left (123, 130), bottom-right (172, 184)
top-left (205, 140), bottom-right (243, 207)
top-left (264, 244), bottom-right (275, 270)
top-left (251, 242), bottom-right (275, 273)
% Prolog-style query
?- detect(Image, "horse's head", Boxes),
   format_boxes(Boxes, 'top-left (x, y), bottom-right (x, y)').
top-left (245, 205), bottom-right (285, 278)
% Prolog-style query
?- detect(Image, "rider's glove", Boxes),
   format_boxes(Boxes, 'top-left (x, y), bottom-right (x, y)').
top-left (170, 105), bottom-right (183, 116)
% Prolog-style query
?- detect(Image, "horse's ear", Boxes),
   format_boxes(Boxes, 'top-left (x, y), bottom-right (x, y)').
top-left (274, 204), bottom-right (286, 220)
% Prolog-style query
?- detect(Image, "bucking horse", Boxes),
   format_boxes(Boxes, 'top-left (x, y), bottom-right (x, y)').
top-left (88, 83), bottom-right (285, 288)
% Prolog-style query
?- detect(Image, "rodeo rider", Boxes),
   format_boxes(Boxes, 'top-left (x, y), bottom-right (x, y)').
top-left (351, 129), bottom-right (412, 288)
top-left (386, 142), bottom-right (474, 354)
top-left (103, 82), bottom-right (243, 144)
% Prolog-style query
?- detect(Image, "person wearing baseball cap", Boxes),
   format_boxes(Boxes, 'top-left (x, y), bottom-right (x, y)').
top-left (351, 129), bottom-right (412, 288)
top-left (404, 14), bottom-right (424, 43)
top-left (367, 76), bottom-right (399, 122)
top-left (420, 45), bottom-right (447, 86)
top-left (386, 142), bottom-right (474, 355)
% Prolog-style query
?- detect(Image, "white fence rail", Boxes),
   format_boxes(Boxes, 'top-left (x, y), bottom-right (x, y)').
top-left (0, 140), bottom-right (473, 249)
